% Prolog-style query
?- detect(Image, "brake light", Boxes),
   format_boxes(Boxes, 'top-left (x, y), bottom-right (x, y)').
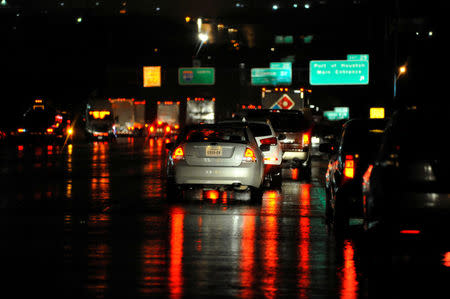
top-left (67, 128), bottom-right (73, 135)
top-left (172, 146), bottom-right (184, 160)
top-left (400, 230), bottom-right (421, 235)
top-left (362, 164), bottom-right (373, 184)
top-left (18, 128), bottom-right (26, 133)
top-left (47, 128), bottom-right (54, 133)
top-left (260, 137), bottom-right (277, 145)
top-left (302, 132), bottom-right (310, 147)
top-left (157, 121), bottom-right (163, 126)
top-left (149, 126), bottom-right (155, 133)
top-left (243, 148), bottom-right (256, 162)
top-left (165, 126), bottom-right (171, 133)
top-left (344, 155), bottom-right (355, 179)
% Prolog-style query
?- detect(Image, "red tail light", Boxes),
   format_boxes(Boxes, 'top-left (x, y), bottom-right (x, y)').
top-left (243, 148), bottom-right (256, 162)
top-left (400, 230), bottom-right (421, 235)
top-left (260, 137), bottom-right (277, 145)
top-left (344, 155), bottom-right (355, 179)
top-left (47, 128), bottom-right (54, 133)
top-left (165, 126), bottom-right (171, 133)
top-left (302, 132), bottom-right (310, 147)
top-left (362, 164), bottom-right (373, 184)
top-left (172, 146), bottom-right (184, 160)
top-left (149, 126), bottom-right (155, 133)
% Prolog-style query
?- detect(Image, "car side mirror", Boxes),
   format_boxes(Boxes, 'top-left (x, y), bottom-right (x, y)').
top-left (260, 144), bottom-right (270, 152)
top-left (319, 142), bottom-right (333, 153)
top-left (278, 133), bottom-right (286, 141)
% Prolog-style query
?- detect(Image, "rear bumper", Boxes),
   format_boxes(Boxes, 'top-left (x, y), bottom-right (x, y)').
top-left (281, 151), bottom-right (310, 167)
top-left (175, 161), bottom-right (263, 188)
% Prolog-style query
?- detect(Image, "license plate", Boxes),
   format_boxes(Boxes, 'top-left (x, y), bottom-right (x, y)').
top-left (206, 146), bottom-right (222, 157)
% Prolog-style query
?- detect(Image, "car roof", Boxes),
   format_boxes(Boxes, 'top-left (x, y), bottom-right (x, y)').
top-left (219, 119), bottom-right (271, 126)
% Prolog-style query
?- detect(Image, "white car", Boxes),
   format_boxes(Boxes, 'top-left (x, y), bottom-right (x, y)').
top-left (165, 123), bottom-right (268, 201)
top-left (219, 119), bottom-right (283, 188)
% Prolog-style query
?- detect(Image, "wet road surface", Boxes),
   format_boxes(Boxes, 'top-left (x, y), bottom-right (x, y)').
top-left (1, 138), bottom-right (449, 298)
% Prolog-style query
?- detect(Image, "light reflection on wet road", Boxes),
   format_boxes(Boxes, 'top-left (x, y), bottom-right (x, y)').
top-left (0, 138), bottom-right (448, 298)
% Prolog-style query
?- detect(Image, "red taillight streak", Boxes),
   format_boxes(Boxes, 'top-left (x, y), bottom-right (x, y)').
top-left (344, 155), bottom-right (355, 179)
top-left (243, 148), bottom-right (256, 162)
top-left (172, 146), bottom-right (184, 160)
top-left (400, 230), bottom-right (421, 235)
top-left (260, 137), bottom-right (277, 145)
top-left (362, 164), bottom-right (373, 183)
top-left (443, 252), bottom-right (450, 267)
top-left (302, 133), bottom-right (310, 146)
top-left (206, 190), bottom-right (219, 200)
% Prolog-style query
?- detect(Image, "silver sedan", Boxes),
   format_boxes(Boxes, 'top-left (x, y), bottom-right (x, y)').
top-left (165, 124), bottom-right (268, 200)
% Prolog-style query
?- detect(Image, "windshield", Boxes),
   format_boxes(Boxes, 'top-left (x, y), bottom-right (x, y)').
top-left (248, 123), bottom-right (272, 137)
top-left (185, 126), bottom-right (249, 143)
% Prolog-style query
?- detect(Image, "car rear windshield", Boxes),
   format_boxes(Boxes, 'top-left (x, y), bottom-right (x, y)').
top-left (185, 127), bottom-right (249, 143)
top-left (245, 111), bottom-right (310, 132)
top-left (342, 130), bottom-right (384, 156)
top-left (248, 123), bottom-right (272, 137)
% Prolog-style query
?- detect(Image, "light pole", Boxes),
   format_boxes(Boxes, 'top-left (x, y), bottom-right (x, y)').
top-left (393, 64), bottom-right (407, 99)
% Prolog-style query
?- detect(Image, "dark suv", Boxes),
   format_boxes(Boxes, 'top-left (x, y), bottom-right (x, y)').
top-left (321, 118), bottom-right (386, 232)
top-left (362, 106), bottom-right (449, 246)
top-left (240, 109), bottom-right (313, 179)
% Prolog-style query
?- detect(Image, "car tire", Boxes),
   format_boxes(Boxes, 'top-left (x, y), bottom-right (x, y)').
top-left (269, 167), bottom-right (282, 189)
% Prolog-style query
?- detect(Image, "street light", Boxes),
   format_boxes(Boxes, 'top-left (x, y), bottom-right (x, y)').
top-left (394, 64), bottom-right (407, 99)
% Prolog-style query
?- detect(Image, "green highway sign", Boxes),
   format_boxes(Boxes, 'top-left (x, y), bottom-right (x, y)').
top-left (270, 62), bottom-right (292, 70)
top-left (334, 107), bottom-right (349, 114)
top-left (178, 67), bottom-right (215, 85)
top-left (275, 35), bottom-right (293, 44)
top-left (251, 68), bottom-right (292, 85)
top-left (324, 107), bottom-right (350, 120)
top-left (323, 111), bottom-right (339, 121)
top-left (309, 60), bottom-right (369, 85)
top-left (347, 54), bottom-right (369, 61)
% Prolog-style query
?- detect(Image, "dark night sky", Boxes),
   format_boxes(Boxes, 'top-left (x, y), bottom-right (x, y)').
top-left (1, 0), bottom-right (446, 128)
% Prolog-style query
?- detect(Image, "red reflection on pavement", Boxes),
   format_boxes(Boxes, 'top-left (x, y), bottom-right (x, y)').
top-left (339, 240), bottom-right (359, 299)
top-left (262, 191), bottom-right (280, 298)
top-left (140, 216), bottom-right (167, 295)
top-left (299, 184), bottom-right (311, 217)
top-left (265, 190), bottom-right (279, 215)
top-left (240, 214), bottom-right (256, 299)
top-left (298, 183), bottom-right (311, 297)
top-left (86, 242), bottom-right (111, 297)
top-left (91, 142), bottom-right (110, 202)
top-left (443, 252), bottom-right (450, 267)
top-left (169, 207), bottom-right (185, 299)
top-left (291, 168), bottom-right (299, 180)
